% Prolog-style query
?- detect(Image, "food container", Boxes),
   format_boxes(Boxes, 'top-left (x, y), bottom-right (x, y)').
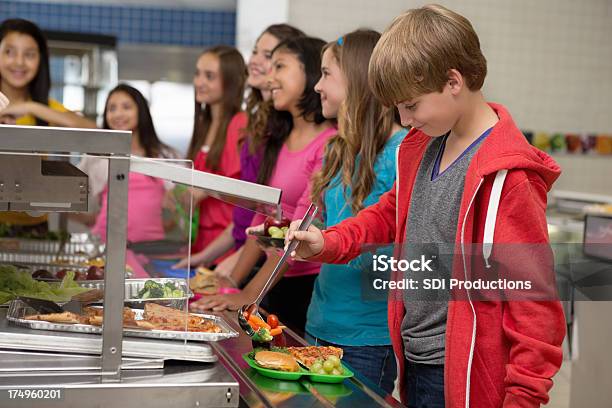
top-left (7, 300), bottom-right (238, 342)
top-left (242, 353), bottom-right (354, 383)
top-left (0, 233), bottom-right (104, 256)
top-left (78, 278), bottom-right (193, 309)
top-left (248, 231), bottom-right (285, 249)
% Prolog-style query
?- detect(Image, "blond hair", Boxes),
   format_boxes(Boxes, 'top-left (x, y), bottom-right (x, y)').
top-left (368, 4), bottom-right (487, 106)
top-left (311, 30), bottom-right (395, 214)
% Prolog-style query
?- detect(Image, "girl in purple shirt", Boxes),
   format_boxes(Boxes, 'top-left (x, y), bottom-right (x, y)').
top-left (172, 25), bottom-right (304, 274)
top-left (191, 37), bottom-right (334, 333)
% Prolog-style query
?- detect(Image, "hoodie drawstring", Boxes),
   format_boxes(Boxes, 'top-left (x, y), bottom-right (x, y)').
top-left (483, 169), bottom-right (508, 268)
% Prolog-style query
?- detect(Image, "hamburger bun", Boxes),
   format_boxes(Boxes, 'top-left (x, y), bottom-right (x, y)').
top-left (254, 351), bottom-right (299, 372)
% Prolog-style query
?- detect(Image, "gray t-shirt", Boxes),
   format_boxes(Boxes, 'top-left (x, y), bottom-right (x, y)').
top-left (401, 130), bottom-right (489, 364)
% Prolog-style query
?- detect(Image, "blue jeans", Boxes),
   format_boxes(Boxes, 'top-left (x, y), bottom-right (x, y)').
top-left (404, 361), bottom-right (445, 408)
top-left (305, 333), bottom-right (397, 395)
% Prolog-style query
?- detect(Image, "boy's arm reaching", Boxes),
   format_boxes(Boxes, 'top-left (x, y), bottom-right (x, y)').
top-left (288, 182), bottom-right (398, 264)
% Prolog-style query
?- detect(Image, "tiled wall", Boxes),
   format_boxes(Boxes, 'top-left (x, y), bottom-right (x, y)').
top-left (287, 0), bottom-right (612, 197)
top-left (0, 0), bottom-right (236, 46)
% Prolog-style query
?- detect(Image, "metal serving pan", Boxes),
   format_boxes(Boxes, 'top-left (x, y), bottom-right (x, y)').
top-left (78, 278), bottom-right (193, 309)
top-left (6, 300), bottom-right (238, 343)
top-left (0, 233), bottom-right (104, 256)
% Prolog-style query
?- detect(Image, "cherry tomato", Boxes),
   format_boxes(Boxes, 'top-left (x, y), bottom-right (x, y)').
top-left (267, 314), bottom-right (279, 329)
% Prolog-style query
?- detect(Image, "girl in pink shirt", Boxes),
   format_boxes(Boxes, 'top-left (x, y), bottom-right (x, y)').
top-left (91, 84), bottom-right (178, 243)
top-left (191, 37), bottom-right (335, 333)
top-left (181, 46), bottom-right (248, 263)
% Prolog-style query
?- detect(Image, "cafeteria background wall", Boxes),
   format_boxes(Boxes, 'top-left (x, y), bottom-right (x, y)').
top-left (0, 0), bottom-right (239, 155)
top-left (284, 0), bottom-right (612, 197)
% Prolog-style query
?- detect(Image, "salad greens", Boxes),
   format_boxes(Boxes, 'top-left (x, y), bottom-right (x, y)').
top-left (0, 264), bottom-right (89, 304)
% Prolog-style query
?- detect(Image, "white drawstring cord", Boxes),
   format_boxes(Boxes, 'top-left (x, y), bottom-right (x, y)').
top-left (483, 170), bottom-right (508, 268)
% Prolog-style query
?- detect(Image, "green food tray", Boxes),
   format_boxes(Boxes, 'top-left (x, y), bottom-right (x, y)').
top-left (242, 353), bottom-right (354, 383)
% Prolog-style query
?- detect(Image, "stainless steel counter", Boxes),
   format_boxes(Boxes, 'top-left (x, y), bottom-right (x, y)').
top-left (0, 307), bottom-right (403, 408)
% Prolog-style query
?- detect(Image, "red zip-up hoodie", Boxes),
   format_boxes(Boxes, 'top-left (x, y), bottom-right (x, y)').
top-left (311, 103), bottom-right (566, 407)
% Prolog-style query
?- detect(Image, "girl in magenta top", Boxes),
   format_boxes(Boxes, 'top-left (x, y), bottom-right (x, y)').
top-left (191, 37), bottom-right (334, 333)
top-left (91, 84), bottom-right (178, 243)
top-left (172, 25), bottom-right (305, 274)
top-left (181, 45), bottom-right (248, 263)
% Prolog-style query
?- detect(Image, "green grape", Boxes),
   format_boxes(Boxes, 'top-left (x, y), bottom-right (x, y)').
top-left (323, 360), bottom-right (335, 373)
top-left (268, 227), bottom-right (282, 236)
top-left (316, 368), bottom-right (326, 375)
top-left (328, 355), bottom-right (341, 368)
top-left (311, 362), bottom-right (323, 372)
top-left (331, 368), bottom-right (342, 376)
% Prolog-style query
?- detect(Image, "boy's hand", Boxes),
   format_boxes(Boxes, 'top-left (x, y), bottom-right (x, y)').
top-left (284, 220), bottom-right (324, 260)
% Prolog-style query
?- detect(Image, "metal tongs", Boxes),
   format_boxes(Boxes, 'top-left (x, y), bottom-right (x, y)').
top-left (238, 203), bottom-right (318, 337)
top-left (17, 289), bottom-right (104, 314)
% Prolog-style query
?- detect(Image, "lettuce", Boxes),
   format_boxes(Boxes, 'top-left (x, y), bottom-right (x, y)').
top-left (0, 265), bottom-right (89, 303)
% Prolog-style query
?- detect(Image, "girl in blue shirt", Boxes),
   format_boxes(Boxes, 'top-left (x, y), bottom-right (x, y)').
top-left (309, 29), bottom-right (407, 394)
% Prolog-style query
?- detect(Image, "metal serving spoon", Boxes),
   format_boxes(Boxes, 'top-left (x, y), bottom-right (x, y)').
top-left (238, 203), bottom-right (318, 337)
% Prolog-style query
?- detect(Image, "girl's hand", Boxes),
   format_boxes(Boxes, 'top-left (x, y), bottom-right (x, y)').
top-left (285, 220), bottom-right (325, 260)
top-left (172, 250), bottom-right (210, 269)
top-left (0, 92), bottom-right (9, 110)
top-left (162, 189), bottom-right (177, 210)
top-left (177, 187), bottom-right (207, 211)
top-left (171, 256), bottom-right (192, 270)
top-left (245, 223), bottom-right (264, 236)
top-left (0, 101), bottom-right (34, 118)
top-left (189, 292), bottom-right (251, 312)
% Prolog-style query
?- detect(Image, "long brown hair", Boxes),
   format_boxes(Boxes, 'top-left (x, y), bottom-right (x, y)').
top-left (0, 19), bottom-right (50, 126)
top-left (256, 37), bottom-right (327, 185)
top-left (311, 30), bottom-right (395, 214)
top-left (187, 45), bottom-right (247, 170)
top-left (102, 83), bottom-right (170, 159)
top-left (244, 24), bottom-right (305, 154)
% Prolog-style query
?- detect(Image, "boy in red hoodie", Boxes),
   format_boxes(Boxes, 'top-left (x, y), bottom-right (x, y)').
top-left (286, 4), bottom-right (565, 408)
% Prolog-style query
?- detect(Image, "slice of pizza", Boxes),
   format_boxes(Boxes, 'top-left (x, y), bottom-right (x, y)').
top-left (83, 306), bottom-right (103, 318)
top-left (143, 303), bottom-right (204, 327)
top-left (88, 315), bottom-right (103, 326)
top-left (285, 346), bottom-right (344, 368)
top-left (24, 312), bottom-right (88, 325)
top-left (124, 319), bottom-right (155, 330)
top-left (151, 322), bottom-right (222, 333)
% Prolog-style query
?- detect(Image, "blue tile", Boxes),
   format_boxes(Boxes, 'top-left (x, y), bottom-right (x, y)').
top-left (0, 1), bottom-right (235, 47)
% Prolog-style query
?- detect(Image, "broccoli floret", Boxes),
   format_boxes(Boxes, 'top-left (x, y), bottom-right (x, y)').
top-left (252, 328), bottom-right (273, 342)
top-left (143, 280), bottom-right (159, 291)
top-left (148, 286), bottom-right (165, 298)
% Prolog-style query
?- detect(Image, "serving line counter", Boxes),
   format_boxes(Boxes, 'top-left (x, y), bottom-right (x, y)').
top-left (0, 124), bottom-right (401, 407)
top-left (0, 306), bottom-right (402, 408)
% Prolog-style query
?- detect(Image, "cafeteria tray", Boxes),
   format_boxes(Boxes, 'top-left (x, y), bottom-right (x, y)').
top-left (78, 278), bottom-right (193, 309)
top-left (6, 300), bottom-right (238, 342)
top-left (0, 309), bottom-right (217, 363)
